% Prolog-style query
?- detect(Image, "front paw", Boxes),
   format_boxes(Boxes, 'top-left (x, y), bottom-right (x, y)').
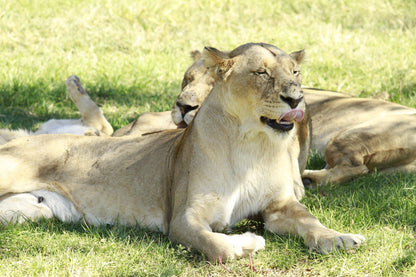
top-left (306, 229), bottom-right (365, 254)
top-left (227, 232), bottom-right (266, 258)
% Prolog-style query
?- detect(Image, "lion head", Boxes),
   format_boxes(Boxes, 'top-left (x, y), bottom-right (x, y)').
top-left (171, 50), bottom-right (216, 127)
top-left (172, 44), bottom-right (305, 133)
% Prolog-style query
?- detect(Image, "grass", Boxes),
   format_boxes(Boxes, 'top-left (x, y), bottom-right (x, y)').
top-left (1, 0), bottom-right (416, 275)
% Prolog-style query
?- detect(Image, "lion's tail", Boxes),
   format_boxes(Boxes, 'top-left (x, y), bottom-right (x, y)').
top-left (0, 129), bottom-right (33, 145)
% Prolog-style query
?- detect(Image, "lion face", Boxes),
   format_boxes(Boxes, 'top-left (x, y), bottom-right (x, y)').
top-left (171, 53), bottom-right (215, 127)
top-left (203, 43), bottom-right (306, 133)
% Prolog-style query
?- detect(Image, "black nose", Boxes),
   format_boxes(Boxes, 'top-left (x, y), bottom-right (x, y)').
top-left (280, 95), bottom-right (303, 109)
top-left (176, 102), bottom-right (199, 116)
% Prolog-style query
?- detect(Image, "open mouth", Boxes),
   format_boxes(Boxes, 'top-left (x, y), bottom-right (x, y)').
top-left (260, 109), bottom-right (304, 132)
top-left (176, 121), bottom-right (188, 129)
top-left (261, 117), bottom-right (294, 131)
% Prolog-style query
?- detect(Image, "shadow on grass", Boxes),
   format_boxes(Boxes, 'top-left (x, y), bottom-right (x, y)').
top-left (392, 244), bottom-right (416, 272)
top-left (0, 78), bottom-right (180, 130)
top-left (388, 81), bottom-right (416, 108)
top-left (1, 78), bottom-right (415, 130)
top-left (0, 218), bottom-right (209, 265)
top-left (304, 153), bottom-right (416, 229)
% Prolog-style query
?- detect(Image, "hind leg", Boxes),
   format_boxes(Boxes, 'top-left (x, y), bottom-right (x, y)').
top-left (305, 118), bottom-right (416, 185)
top-left (303, 165), bottom-right (369, 185)
top-left (65, 75), bottom-right (113, 136)
top-left (303, 132), bottom-right (370, 185)
top-left (379, 160), bottom-right (416, 175)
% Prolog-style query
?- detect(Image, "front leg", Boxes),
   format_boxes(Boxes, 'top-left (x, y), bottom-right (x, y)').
top-left (263, 199), bottom-right (365, 253)
top-left (169, 206), bottom-right (265, 261)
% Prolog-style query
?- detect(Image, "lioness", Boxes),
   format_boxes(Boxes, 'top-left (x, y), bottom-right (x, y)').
top-left (0, 75), bottom-right (113, 145)
top-left (0, 43), bottom-right (364, 260)
top-left (168, 50), bottom-right (416, 185)
top-left (302, 89), bottom-right (416, 184)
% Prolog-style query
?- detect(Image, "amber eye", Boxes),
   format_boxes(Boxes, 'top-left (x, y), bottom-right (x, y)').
top-left (293, 70), bottom-right (300, 76)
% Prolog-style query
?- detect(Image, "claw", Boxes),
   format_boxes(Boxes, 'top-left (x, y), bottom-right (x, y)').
top-left (218, 255), bottom-right (233, 273)
top-left (248, 253), bottom-right (257, 272)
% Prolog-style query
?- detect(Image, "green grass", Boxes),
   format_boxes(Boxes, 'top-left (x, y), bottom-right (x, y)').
top-left (1, 0), bottom-right (416, 275)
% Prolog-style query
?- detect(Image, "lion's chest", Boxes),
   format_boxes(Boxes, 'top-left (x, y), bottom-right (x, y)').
top-left (210, 149), bottom-right (296, 230)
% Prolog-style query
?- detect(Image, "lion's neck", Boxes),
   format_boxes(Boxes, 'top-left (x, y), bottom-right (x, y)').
top-left (191, 87), bottom-right (296, 160)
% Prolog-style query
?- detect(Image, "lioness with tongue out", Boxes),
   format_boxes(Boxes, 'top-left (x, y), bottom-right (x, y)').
top-left (0, 43), bottom-right (364, 260)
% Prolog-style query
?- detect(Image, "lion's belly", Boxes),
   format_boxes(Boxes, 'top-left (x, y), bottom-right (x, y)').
top-left (59, 180), bottom-right (169, 232)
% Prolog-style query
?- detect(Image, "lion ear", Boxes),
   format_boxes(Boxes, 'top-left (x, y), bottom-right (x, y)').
top-left (203, 46), bottom-right (236, 80)
top-left (190, 50), bottom-right (202, 61)
top-left (289, 49), bottom-right (306, 64)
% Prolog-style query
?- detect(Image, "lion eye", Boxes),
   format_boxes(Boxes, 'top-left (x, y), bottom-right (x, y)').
top-left (293, 70), bottom-right (300, 76)
top-left (254, 71), bottom-right (269, 77)
top-left (181, 78), bottom-right (189, 89)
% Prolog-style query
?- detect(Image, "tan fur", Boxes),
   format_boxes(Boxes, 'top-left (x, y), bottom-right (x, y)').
top-left (0, 75), bottom-right (113, 145)
top-left (0, 43), bottom-right (364, 260)
top-left (302, 88), bottom-right (416, 184)
top-left (113, 111), bottom-right (177, 137)
top-left (0, 129), bottom-right (33, 145)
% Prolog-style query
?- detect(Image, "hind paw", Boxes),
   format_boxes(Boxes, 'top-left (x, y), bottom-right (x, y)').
top-left (66, 75), bottom-right (87, 95)
top-left (65, 75), bottom-right (90, 106)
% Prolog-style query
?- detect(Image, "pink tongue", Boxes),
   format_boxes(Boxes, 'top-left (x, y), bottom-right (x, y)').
top-left (279, 109), bottom-right (304, 122)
